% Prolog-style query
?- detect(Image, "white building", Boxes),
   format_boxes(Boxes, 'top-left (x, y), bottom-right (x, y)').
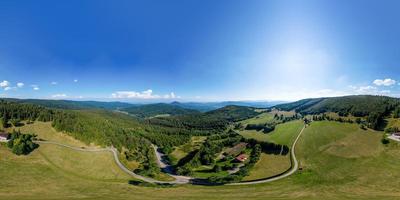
top-left (0, 132), bottom-right (9, 142)
top-left (388, 133), bottom-right (400, 142)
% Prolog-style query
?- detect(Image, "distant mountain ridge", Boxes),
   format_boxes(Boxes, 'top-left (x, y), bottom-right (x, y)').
top-left (170, 100), bottom-right (285, 112)
top-left (0, 98), bottom-right (134, 110)
top-left (0, 98), bottom-right (284, 112)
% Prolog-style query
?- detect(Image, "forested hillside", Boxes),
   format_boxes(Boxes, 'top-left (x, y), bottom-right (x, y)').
top-left (1, 98), bottom-right (133, 110)
top-left (148, 105), bottom-right (260, 132)
top-left (122, 103), bottom-right (200, 118)
top-left (276, 95), bottom-right (400, 117)
top-left (0, 100), bottom-right (54, 127)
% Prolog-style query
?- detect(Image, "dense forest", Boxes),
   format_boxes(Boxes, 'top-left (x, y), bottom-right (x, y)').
top-left (0, 100), bottom-right (54, 127)
top-left (148, 105), bottom-right (260, 132)
top-left (122, 103), bottom-right (200, 118)
top-left (0, 98), bottom-right (133, 110)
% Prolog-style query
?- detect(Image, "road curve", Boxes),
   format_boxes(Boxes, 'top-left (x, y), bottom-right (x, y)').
top-left (35, 141), bottom-right (184, 184)
top-left (228, 125), bottom-right (306, 185)
top-left (151, 144), bottom-right (192, 184)
top-left (35, 125), bottom-right (305, 186)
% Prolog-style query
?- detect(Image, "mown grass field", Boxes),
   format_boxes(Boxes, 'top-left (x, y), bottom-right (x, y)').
top-left (238, 120), bottom-right (303, 145)
top-left (1, 121), bottom-right (400, 200)
top-left (243, 153), bottom-right (290, 181)
top-left (239, 120), bottom-right (303, 180)
top-left (240, 112), bottom-right (274, 125)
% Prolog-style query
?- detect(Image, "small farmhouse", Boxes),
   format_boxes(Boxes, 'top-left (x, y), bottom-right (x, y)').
top-left (235, 154), bottom-right (248, 162)
top-left (0, 132), bottom-right (9, 142)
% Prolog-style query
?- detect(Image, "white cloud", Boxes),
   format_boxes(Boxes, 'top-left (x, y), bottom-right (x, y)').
top-left (164, 92), bottom-right (178, 99)
top-left (373, 78), bottom-right (396, 86)
top-left (73, 79), bottom-right (78, 83)
top-left (17, 82), bottom-right (24, 88)
top-left (4, 87), bottom-right (14, 91)
top-left (349, 85), bottom-right (391, 95)
top-left (0, 80), bottom-right (10, 88)
top-left (31, 85), bottom-right (40, 91)
top-left (111, 89), bottom-right (179, 99)
top-left (51, 94), bottom-right (67, 98)
top-left (51, 81), bottom-right (58, 85)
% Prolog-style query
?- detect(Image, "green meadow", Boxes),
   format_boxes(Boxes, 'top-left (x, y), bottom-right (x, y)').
top-left (2, 120), bottom-right (400, 199)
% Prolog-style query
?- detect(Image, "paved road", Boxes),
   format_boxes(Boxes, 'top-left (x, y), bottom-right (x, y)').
top-left (151, 144), bottom-right (193, 184)
top-left (228, 125), bottom-right (306, 185)
top-left (36, 141), bottom-right (181, 184)
top-left (36, 125), bottom-right (305, 186)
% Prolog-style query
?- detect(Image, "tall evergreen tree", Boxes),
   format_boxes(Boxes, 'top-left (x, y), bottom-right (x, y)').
top-left (2, 111), bottom-right (8, 128)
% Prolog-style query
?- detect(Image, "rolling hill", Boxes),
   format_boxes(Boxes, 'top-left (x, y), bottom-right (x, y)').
top-left (0, 98), bottom-right (134, 110)
top-left (171, 101), bottom-right (284, 112)
top-left (122, 103), bottom-right (200, 118)
top-left (148, 105), bottom-right (260, 131)
top-left (275, 95), bottom-right (400, 117)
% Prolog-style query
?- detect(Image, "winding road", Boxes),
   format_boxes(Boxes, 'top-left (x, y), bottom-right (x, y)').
top-left (228, 125), bottom-right (306, 185)
top-left (151, 144), bottom-right (192, 184)
top-left (36, 141), bottom-right (183, 184)
top-left (35, 125), bottom-right (305, 185)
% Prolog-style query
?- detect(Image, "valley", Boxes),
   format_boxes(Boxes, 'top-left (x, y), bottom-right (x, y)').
top-left (1, 95), bottom-right (400, 199)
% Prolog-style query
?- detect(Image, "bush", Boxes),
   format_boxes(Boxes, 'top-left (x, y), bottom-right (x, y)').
top-left (7, 130), bottom-right (39, 155)
top-left (381, 138), bottom-right (390, 145)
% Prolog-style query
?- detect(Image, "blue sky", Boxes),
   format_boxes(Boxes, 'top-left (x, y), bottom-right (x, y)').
top-left (0, 0), bottom-right (400, 102)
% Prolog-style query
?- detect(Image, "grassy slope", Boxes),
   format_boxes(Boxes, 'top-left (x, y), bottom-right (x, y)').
top-left (243, 153), bottom-right (290, 181)
top-left (294, 121), bottom-right (400, 196)
top-left (240, 120), bottom-right (303, 180)
top-left (10, 121), bottom-right (93, 147)
top-left (2, 121), bottom-right (400, 199)
top-left (239, 120), bottom-right (303, 145)
top-left (240, 112), bottom-right (274, 125)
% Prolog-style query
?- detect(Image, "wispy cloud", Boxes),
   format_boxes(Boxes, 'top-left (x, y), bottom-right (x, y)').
top-left (373, 78), bottom-right (396, 86)
top-left (51, 93), bottom-right (67, 98)
top-left (4, 86), bottom-right (16, 91)
top-left (73, 79), bottom-right (78, 83)
top-left (51, 81), bottom-right (58, 85)
top-left (17, 82), bottom-right (24, 88)
top-left (31, 85), bottom-right (40, 91)
top-left (111, 89), bottom-right (180, 99)
top-left (349, 85), bottom-right (391, 95)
